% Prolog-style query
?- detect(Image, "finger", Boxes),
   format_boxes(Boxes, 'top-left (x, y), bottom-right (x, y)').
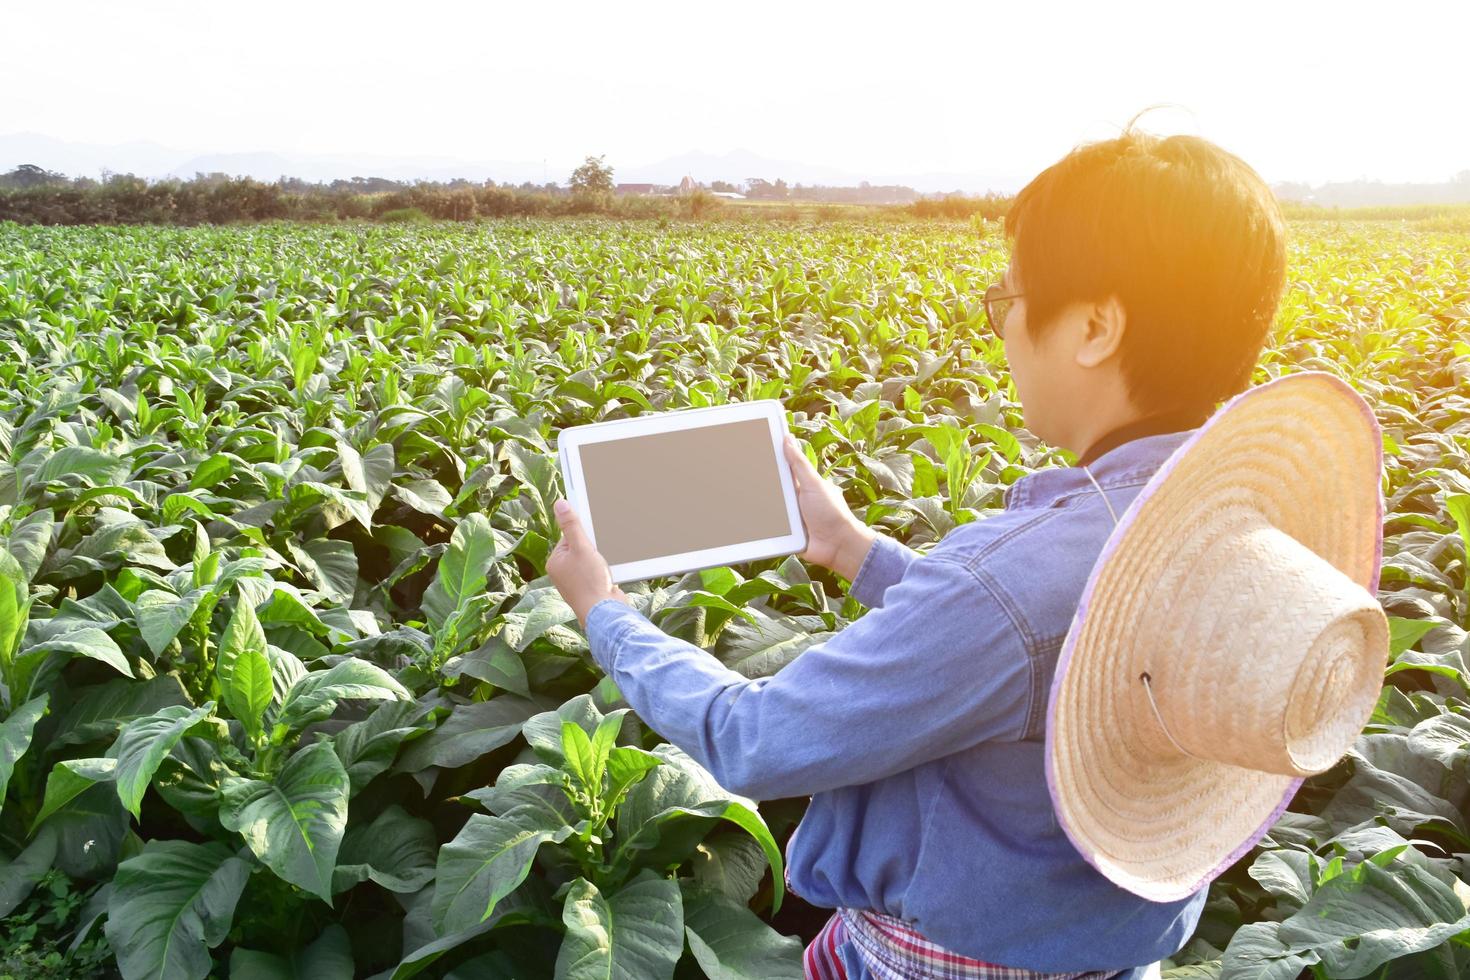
top-left (553, 499), bottom-right (589, 548)
top-left (783, 433), bottom-right (815, 479)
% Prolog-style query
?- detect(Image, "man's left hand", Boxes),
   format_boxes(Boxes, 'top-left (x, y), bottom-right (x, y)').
top-left (548, 498), bottom-right (630, 629)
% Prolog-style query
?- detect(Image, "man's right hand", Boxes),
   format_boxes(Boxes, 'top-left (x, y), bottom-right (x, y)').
top-left (782, 433), bottom-right (878, 583)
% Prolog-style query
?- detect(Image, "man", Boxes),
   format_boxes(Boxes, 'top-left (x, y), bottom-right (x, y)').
top-left (548, 124), bottom-right (1287, 978)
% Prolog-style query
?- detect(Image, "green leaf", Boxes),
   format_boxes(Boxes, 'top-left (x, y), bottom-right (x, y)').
top-left (464, 763), bottom-right (578, 826)
top-left (219, 740), bottom-right (350, 903)
top-left (521, 694), bottom-right (607, 767)
top-left (1217, 922), bottom-right (1321, 980)
top-left (689, 834), bottom-right (772, 906)
top-left (554, 872), bottom-right (685, 980)
top-left (388, 892), bottom-right (538, 980)
top-left (1447, 494), bottom-right (1470, 576)
top-left (431, 803), bottom-right (575, 934)
top-left (338, 441), bottom-right (395, 512)
top-left (0, 824), bottom-right (59, 918)
top-left (104, 839), bottom-right (251, 980)
top-left (108, 702), bottom-right (215, 819)
top-left (3, 508), bottom-right (54, 582)
top-left (30, 756), bottom-right (116, 833)
top-left (277, 659), bottom-right (410, 734)
top-left (331, 803), bottom-right (437, 894)
top-left (228, 923), bottom-right (353, 980)
top-left (136, 587), bottom-right (210, 656)
top-left (189, 454), bottom-right (235, 491)
top-left (612, 745), bottom-right (784, 913)
top-left (331, 698), bottom-right (435, 795)
top-left (285, 538), bottom-right (359, 605)
top-left (1388, 616), bottom-right (1440, 657)
top-left (422, 513), bottom-right (513, 627)
top-left (0, 695), bottom-right (48, 818)
top-left (561, 721), bottom-right (597, 792)
top-left (589, 709), bottom-right (627, 781)
top-left (218, 601), bottom-right (272, 738)
top-left (20, 625), bottom-right (134, 679)
top-left (31, 446), bottom-right (128, 492)
top-left (392, 478), bottom-right (453, 519)
top-left (1229, 854), bottom-right (1470, 977)
top-left (395, 695), bottom-right (542, 773)
top-left (441, 634), bottom-right (529, 696)
top-left (0, 568), bottom-right (25, 668)
top-left (603, 746), bottom-right (661, 813)
top-left (680, 882), bottom-right (804, 980)
top-left (499, 586), bottom-right (577, 651)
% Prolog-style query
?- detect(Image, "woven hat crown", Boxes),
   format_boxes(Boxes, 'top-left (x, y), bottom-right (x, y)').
top-left (1141, 501), bottom-right (1387, 776)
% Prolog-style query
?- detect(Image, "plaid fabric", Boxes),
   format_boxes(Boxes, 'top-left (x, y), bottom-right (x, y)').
top-left (803, 908), bottom-right (1121, 980)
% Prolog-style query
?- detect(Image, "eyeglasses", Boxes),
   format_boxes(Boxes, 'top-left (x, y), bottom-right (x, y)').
top-left (983, 281), bottom-right (1023, 339)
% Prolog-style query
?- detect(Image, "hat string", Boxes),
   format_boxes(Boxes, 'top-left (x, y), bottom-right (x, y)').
top-left (1081, 465), bottom-right (1200, 762)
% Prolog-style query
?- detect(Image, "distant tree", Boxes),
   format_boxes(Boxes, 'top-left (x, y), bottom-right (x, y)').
top-left (569, 155), bottom-right (614, 210)
top-left (710, 180), bottom-right (737, 193)
top-left (570, 156), bottom-right (613, 193)
top-left (744, 177), bottom-right (789, 200)
top-left (0, 163), bottom-right (67, 189)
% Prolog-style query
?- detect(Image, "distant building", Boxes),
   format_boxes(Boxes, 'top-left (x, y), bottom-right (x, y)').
top-left (616, 183), bottom-right (657, 195)
top-left (710, 191), bottom-right (745, 199)
top-left (677, 175), bottom-right (697, 195)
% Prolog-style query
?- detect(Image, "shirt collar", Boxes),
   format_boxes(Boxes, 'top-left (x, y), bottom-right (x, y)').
top-left (1002, 411), bottom-right (1207, 512)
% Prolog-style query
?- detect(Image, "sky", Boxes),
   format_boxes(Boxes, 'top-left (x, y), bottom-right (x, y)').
top-left (6, 0), bottom-right (1469, 187)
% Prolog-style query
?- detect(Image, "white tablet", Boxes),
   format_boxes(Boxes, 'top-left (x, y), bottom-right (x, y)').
top-left (556, 399), bottom-right (808, 584)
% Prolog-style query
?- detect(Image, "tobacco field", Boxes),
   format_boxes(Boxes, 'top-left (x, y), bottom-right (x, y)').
top-left (0, 217), bottom-right (1468, 979)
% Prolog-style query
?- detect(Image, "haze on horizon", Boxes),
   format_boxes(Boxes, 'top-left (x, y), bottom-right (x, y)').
top-left (6, 0), bottom-right (1468, 189)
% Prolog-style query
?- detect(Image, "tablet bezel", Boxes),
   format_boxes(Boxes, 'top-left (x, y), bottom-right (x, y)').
top-left (556, 399), bottom-right (808, 584)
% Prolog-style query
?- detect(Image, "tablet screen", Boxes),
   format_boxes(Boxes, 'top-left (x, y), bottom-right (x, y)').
top-left (577, 418), bottom-right (792, 566)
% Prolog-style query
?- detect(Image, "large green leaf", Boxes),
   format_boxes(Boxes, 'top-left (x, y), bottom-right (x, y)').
top-left (0, 568), bottom-right (26, 670)
top-left (463, 762), bottom-right (578, 826)
top-left (104, 839), bottom-right (251, 980)
top-left (2, 507), bottom-right (54, 582)
top-left (217, 600), bottom-right (273, 738)
top-left (388, 888), bottom-right (541, 980)
top-left (277, 658), bottom-right (410, 733)
top-left (30, 756), bottom-right (117, 832)
top-left (285, 538), bottom-right (358, 604)
top-left (331, 803), bottom-right (437, 894)
top-left (338, 441), bottom-right (395, 512)
top-left (431, 802), bottom-right (575, 934)
top-left (612, 745), bottom-right (784, 912)
top-left (331, 697), bottom-right (435, 795)
top-left (554, 871), bottom-right (685, 980)
top-left (499, 586), bottom-right (577, 651)
top-left (0, 694), bottom-right (48, 817)
top-left (136, 587), bottom-right (210, 656)
top-left (422, 513), bottom-right (514, 627)
top-left (0, 824), bottom-right (59, 918)
top-left (228, 923), bottom-right (353, 980)
top-left (53, 674), bottom-right (192, 748)
top-left (29, 446), bottom-right (129, 493)
top-left (18, 625), bottom-right (134, 683)
top-left (1224, 851), bottom-right (1470, 978)
top-left (219, 740), bottom-right (350, 902)
top-left (394, 695), bottom-right (542, 773)
top-left (680, 881), bottom-right (804, 980)
top-left (108, 702), bottom-right (215, 819)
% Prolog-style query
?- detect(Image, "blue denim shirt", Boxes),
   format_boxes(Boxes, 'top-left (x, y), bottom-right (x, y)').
top-left (584, 430), bottom-right (1209, 976)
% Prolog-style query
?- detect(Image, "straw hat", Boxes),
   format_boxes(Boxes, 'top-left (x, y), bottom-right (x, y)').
top-left (1044, 370), bottom-right (1389, 902)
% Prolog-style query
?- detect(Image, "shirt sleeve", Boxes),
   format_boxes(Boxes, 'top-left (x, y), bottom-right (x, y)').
top-left (580, 550), bottom-right (1032, 801)
top-left (847, 531), bottom-right (922, 609)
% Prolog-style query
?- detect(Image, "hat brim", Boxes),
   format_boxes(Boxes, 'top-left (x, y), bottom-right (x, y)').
top-left (1044, 371), bottom-right (1385, 902)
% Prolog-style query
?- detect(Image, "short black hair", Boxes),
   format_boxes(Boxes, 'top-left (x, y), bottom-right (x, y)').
top-left (1003, 124), bottom-right (1287, 416)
